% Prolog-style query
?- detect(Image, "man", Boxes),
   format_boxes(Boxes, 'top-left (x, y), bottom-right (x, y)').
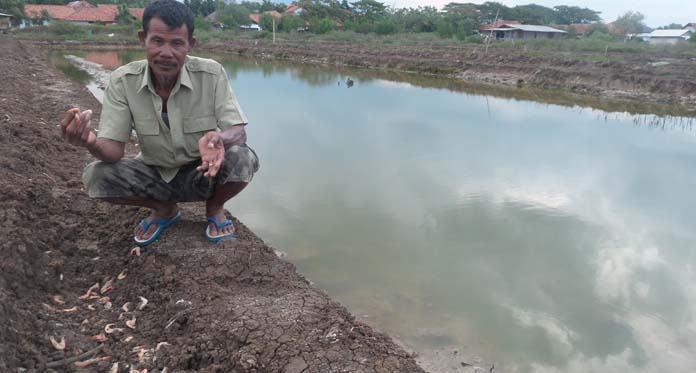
top-left (60, 0), bottom-right (258, 246)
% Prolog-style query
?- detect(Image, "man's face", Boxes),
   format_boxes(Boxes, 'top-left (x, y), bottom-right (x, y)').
top-left (138, 16), bottom-right (195, 84)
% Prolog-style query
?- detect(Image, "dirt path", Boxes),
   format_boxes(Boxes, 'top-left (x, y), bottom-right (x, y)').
top-left (0, 36), bottom-right (424, 372)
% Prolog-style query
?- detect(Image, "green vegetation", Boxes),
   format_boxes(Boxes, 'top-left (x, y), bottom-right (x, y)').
top-left (6, 0), bottom-right (695, 58)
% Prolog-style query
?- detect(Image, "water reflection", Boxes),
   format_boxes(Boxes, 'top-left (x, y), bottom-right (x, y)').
top-left (61, 50), bottom-right (696, 372)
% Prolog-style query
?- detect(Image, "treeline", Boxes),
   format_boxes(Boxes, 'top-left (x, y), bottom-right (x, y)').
top-left (211, 0), bottom-right (603, 38)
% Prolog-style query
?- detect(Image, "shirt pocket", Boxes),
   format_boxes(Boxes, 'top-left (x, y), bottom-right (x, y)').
top-left (183, 115), bottom-right (218, 155)
top-left (133, 115), bottom-right (160, 136)
top-left (132, 115), bottom-right (161, 163)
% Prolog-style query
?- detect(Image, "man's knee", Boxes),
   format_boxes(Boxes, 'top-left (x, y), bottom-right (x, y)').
top-left (220, 145), bottom-right (259, 183)
top-left (82, 161), bottom-right (120, 198)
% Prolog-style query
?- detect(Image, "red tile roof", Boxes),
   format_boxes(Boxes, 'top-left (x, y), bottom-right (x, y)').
top-left (24, 2), bottom-right (143, 22)
top-left (479, 20), bottom-right (520, 31)
top-left (24, 5), bottom-right (75, 20)
top-left (249, 10), bottom-right (282, 24)
top-left (571, 23), bottom-right (590, 34)
top-left (64, 7), bottom-right (113, 22)
top-left (284, 5), bottom-right (301, 14)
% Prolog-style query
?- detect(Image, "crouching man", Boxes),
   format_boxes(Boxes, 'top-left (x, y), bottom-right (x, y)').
top-left (60, 0), bottom-right (258, 246)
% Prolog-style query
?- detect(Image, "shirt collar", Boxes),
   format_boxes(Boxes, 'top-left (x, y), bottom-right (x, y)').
top-left (138, 57), bottom-right (194, 93)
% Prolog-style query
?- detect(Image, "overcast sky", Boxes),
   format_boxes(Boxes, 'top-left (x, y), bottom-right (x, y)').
top-left (381, 0), bottom-right (695, 28)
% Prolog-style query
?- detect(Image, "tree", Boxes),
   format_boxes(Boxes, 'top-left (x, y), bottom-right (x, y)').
top-left (585, 22), bottom-right (609, 37)
top-left (657, 23), bottom-right (683, 30)
top-left (565, 24), bottom-right (577, 38)
top-left (116, 4), bottom-right (135, 24)
top-left (351, 0), bottom-right (386, 22)
top-left (476, 2), bottom-right (512, 24)
top-left (279, 14), bottom-right (303, 31)
top-left (511, 4), bottom-right (556, 25)
top-left (259, 13), bottom-right (276, 31)
top-left (553, 5), bottom-right (601, 24)
top-left (612, 11), bottom-right (646, 35)
top-left (0, 0), bottom-right (25, 20)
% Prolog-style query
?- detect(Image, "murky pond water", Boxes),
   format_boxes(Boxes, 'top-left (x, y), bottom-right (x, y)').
top-left (57, 50), bottom-right (696, 372)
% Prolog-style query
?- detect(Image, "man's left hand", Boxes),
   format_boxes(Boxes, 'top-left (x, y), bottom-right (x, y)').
top-left (197, 131), bottom-right (224, 177)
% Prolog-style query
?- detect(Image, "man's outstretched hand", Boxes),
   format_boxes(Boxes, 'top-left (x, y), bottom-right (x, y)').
top-left (197, 131), bottom-right (224, 177)
top-left (60, 109), bottom-right (96, 149)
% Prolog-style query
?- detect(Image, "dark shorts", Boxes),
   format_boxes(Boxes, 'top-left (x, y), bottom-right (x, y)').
top-left (82, 144), bottom-right (259, 203)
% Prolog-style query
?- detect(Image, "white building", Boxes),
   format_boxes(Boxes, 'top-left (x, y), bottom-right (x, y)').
top-left (490, 24), bottom-right (567, 40)
top-left (640, 29), bottom-right (692, 44)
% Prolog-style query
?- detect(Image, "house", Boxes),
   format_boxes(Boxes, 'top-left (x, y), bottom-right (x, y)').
top-left (283, 5), bottom-right (305, 16)
top-left (640, 29), bottom-right (692, 44)
top-left (0, 12), bottom-right (13, 33)
top-left (570, 23), bottom-right (591, 37)
top-left (479, 20), bottom-right (520, 33)
top-left (684, 23), bottom-right (696, 32)
top-left (245, 10), bottom-right (282, 30)
top-left (23, 1), bottom-right (143, 26)
top-left (489, 24), bottom-right (567, 40)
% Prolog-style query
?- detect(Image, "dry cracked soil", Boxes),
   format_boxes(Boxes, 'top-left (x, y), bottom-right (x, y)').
top-left (0, 36), bottom-right (425, 373)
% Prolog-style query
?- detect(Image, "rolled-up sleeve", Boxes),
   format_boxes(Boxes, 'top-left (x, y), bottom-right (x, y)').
top-left (215, 65), bottom-right (248, 131)
top-left (98, 74), bottom-right (132, 142)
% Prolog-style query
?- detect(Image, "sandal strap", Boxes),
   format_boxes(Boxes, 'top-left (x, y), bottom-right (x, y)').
top-left (207, 216), bottom-right (233, 229)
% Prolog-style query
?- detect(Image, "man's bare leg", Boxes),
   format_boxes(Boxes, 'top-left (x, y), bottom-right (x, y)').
top-left (206, 181), bottom-right (248, 236)
top-left (100, 197), bottom-right (178, 241)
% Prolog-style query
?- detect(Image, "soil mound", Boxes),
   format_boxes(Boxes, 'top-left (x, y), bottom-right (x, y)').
top-left (0, 37), bottom-right (423, 372)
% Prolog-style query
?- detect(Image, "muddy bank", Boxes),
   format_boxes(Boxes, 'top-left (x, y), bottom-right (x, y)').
top-left (0, 37), bottom-right (424, 372)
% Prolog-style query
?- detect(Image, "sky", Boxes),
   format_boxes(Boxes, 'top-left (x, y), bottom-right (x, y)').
top-left (380, 0), bottom-right (696, 28)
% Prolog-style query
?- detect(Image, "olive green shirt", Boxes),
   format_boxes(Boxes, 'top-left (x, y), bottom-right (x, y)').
top-left (98, 55), bottom-right (248, 182)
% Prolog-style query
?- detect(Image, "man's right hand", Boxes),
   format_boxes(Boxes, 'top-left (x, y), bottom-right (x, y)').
top-left (60, 109), bottom-right (96, 150)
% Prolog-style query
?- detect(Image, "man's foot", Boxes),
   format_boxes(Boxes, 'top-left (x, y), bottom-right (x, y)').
top-left (206, 209), bottom-right (236, 241)
top-left (134, 206), bottom-right (180, 245)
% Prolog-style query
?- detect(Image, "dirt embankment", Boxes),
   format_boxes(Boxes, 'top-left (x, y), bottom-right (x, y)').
top-left (197, 39), bottom-right (696, 109)
top-left (0, 37), bottom-right (424, 372)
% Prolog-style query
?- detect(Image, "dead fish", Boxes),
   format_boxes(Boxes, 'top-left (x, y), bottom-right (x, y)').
top-left (156, 342), bottom-right (170, 351)
top-left (117, 270), bottom-right (127, 280)
top-left (137, 296), bottom-right (148, 311)
top-left (89, 333), bottom-right (108, 342)
top-left (50, 336), bottom-right (65, 351)
top-left (122, 302), bottom-right (132, 312)
top-left (100, 279), bottom-right (114, 295)
top-left (73, 357), bottom-right (101, 368)
top-left (79, 283), bottom-right (100, 300)
top-left (104, 323), bottom-right (123, 334)
top-left (58, 306), bottom-right (78, 313)
top-left (130, 247), bottom-right (141, 256)
top-left (52, 295), bottom-right (66, 305)
top-left (124, 336), bottom-right (134, 343)
top-left (126, 316), bottom-right (137, 330)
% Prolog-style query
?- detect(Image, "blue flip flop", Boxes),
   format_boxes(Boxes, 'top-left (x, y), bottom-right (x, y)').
top-left (134, 211), bottom-right (182, 246)
top-left (206, 216), bottom-right (236, 242)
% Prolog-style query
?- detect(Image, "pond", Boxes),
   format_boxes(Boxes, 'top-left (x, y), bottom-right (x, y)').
top-left (56, 50), bottom-right (696, 372)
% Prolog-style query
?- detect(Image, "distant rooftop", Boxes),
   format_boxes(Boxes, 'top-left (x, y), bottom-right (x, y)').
top-left (649, 29), bottom-right (692, 38)
top-left (493, 24), bottom-right (567, 33)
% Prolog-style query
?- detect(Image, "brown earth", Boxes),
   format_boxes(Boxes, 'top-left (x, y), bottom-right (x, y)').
top-left (0, 36), bottom-right (424, 372)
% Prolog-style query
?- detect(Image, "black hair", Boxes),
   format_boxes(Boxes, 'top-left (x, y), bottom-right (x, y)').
top-left (142, 0), bottom-right (195, 39)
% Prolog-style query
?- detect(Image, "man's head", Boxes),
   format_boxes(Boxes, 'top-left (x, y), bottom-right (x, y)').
top-left (142, 0), bottom-right (195, 40)
top-left (139, 0), bottom-right (196, 86)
